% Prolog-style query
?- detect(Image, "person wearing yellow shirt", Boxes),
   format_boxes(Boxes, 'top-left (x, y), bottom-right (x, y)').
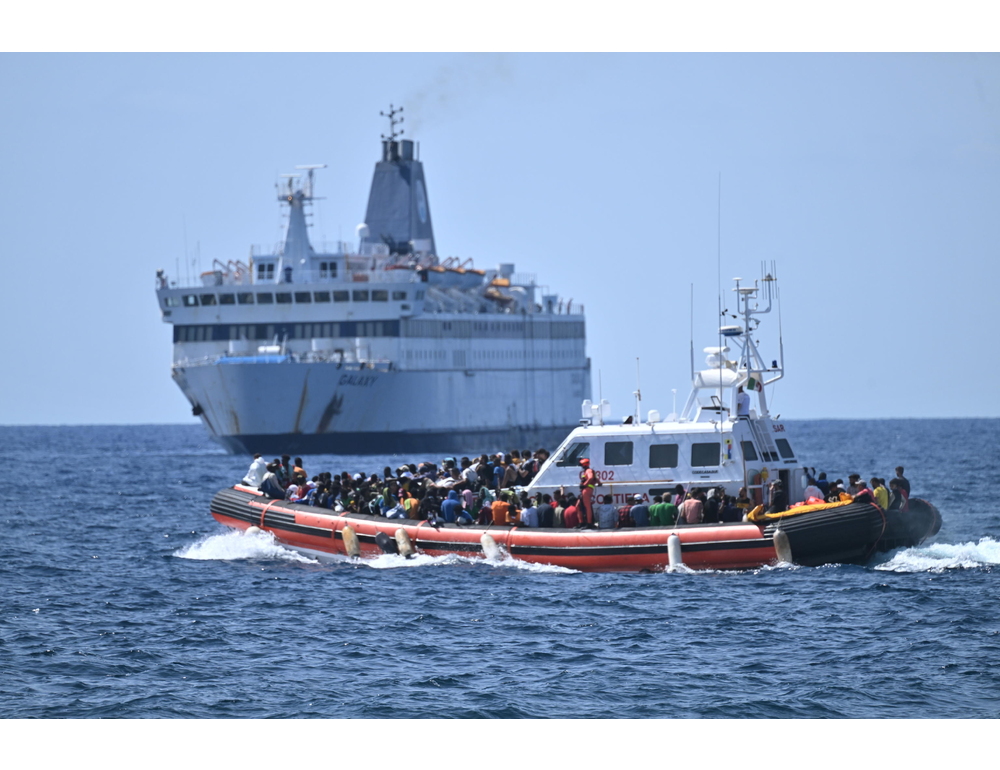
top-left (871, 477), bottom-right (889, 509)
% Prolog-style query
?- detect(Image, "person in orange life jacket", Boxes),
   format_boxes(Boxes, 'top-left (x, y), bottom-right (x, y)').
top-left (579, 458), bottom-right (598, 526)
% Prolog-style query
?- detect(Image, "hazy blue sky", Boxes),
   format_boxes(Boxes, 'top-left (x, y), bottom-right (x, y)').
top-left (1, 53), bottom-right (998, 425)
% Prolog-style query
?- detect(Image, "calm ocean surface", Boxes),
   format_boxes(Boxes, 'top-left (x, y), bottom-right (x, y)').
top-left (1, 420), bottom-right (998, 719)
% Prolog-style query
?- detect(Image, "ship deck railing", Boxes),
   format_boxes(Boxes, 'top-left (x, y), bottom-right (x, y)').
top-left (172, 353), bottom-right (395, 370)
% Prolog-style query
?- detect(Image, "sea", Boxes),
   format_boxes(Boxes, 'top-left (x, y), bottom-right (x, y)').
top-left (1, 419), bottom-right (998, 719)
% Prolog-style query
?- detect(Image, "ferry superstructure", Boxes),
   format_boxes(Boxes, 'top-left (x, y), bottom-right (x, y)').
top-left (155, 111), bottom-right (590, 455)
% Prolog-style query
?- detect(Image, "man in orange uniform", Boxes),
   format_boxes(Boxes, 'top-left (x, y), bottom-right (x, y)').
top-left (579, 458), bottom-right (597, 526)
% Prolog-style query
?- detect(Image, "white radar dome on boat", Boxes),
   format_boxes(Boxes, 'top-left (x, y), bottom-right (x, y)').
top-left (356, 223), bottom-right (370, 240)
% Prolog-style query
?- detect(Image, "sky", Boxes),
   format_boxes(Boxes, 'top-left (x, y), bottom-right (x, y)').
top-left (1, 52), bottom-right (998, 425)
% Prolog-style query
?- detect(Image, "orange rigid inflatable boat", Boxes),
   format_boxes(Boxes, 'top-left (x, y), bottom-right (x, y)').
top-left (213, 486), bottom-right (792, 572)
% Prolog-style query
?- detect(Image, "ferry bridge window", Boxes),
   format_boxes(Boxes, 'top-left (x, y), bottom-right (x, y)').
top-left (556, 442), bottom-right (590, 467)
top-left (319, 261), bottom-right (339, 279)
top-left (353, 290), bottom-right (369, 302)
top-left (163, 296), bottom-right (181, 308)
top-left (649, 443), bottom-right (679, 468)
top-left (276, 293), bottom-right (292, 304)
top-left (182, 295), bottom-right (198, 307)
top-left (604, 441), bottom-right (634, 466)
top-left (333, 290), bottom-right (349, 302)
top-left (314, 291), bottom-right (331, 303)
top-left (775, 439), bottom-right (795, 460)
top-left (256, 263), bottom-right (275, 281)
top-left (257, 293), bottom-right (274, 304)
top-left (294, 292), bottom-right (312, 303)
top-left (393, 291), bottom-right (407, 300)
top-left (740, 441), bottom-right (759, 462)
top-left (219, 293), bottom-right (235, 305)
top-left (237, 293), bottom-right (254, 305)
top-left (372, 290), bottom-right (388, 302)
top-left (691, 443), bottom-right (721, 467)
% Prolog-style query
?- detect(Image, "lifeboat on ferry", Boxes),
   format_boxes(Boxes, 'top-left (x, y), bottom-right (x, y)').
top-left (209, 486), bottom-right (942, 572)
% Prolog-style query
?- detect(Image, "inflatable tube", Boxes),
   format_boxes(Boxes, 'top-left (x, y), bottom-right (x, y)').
top-left (208, 487), bottom-right (941, 573)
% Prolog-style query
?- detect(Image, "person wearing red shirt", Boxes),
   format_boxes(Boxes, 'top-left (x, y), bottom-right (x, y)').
top-left (563, 495), bottom-right (581, 528)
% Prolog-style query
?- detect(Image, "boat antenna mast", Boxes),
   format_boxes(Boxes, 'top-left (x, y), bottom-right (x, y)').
top-left (380, 104), bottom-right (404, 141)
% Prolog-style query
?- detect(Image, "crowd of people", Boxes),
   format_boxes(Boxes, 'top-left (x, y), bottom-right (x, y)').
top-left (239, 451), bottom-right (914, 529)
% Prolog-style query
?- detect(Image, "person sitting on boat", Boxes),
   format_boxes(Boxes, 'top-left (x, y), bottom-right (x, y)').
top-left (803, 474), bottom-right (824, 503)
top-left (595, 494), bottom-right (617, 529)
top-left (519, 494), bottom-right (539, 527)
top-left (720, 495), bottom-right (742, 523)
top-left (440, 489), bottom-right (467, 523)
top-left (537, 494), bottom-right (555, 528)
top-left (563, 495), bottom-right (581, 528)
top-left (491, 494), bottom-right (512, 526)
top-left (869, 477), bottom-right (889, 509)
top-left (630, 495), bottom-right (650, 527)
top-left (649, 495), bottom-right (679, 526)
top-left (242, 453), bottom-right (267, 487)
top-left (259, 463), bottom-right (285, 499)
top-left (888, 479), bottom-right (909, 513)
top-left (847, 474), bottom-right (862, 496)
top-left (702, 489), bottom-right (721, 523)
top-left (767, 480), bottom-right (788, 513)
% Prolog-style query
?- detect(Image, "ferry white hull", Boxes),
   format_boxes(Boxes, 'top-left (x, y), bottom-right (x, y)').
top-left (174, 359), bottom-right (590, 455)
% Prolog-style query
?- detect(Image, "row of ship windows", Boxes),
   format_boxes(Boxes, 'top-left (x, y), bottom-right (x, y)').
top-left (165, 289), bottom-right (423, 308)
top-left (410, 320), bottom-right (585, 339)
top-left (555, 438), bottom-right (795, 469)
top-left (174, 321), bottom-right (402, 343)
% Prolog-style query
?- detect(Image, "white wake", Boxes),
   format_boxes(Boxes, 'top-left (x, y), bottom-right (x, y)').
top-left (875, 537), bottom-right (1000, 573)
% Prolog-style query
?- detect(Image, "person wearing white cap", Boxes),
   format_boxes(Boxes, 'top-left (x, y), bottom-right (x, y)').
top-left (630, 494), bottom-right (650, 527)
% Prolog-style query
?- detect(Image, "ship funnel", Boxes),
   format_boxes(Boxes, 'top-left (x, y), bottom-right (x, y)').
top-left (363, 105), bottom-right (436, 256)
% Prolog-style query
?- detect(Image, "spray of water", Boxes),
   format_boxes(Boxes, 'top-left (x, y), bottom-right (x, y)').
top-left (175, 529), bottom-right (318, 564)
top-left (875, 537), bottom-right (1000, 573)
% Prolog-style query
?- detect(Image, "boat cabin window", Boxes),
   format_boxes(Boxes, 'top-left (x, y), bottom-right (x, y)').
top-left (200, 294), bottom-right (217, 306)
top-left (372, 290), bottom-right (389, 302)
top-left (276, 293), bottom-right (292, 304)
top-left (741, 441), bottom-right (758, 462)
top-left (353, 290), bottom-right (369, 302)
top-left (393, 291), bottom-right (407, 301)
top-left (691, 442), bottom-right (720, 467)
top-left (256, 263), bottom-right (275, 281)
top-left (775, 438), bottom-right (795, 460)
top-left (237, 293), bottom-right (254, 305)
top-left (163, 296), bottom-right (181, 308)
top-left (257, 292), bottom-right (274, 304)
top-left (182, 294), bottom-right (198, 307)
top-left (294, 292), bottom-right (312, 303)
top-left (556, 442), bottom-right (590, 467)
top-left (319, 261), bottom-right (338, 279)
top-left (313, 291), bottom-right (331, 302)
top-left (649, 443), bottom-right (679, 468)
top-left (334, 291), bottom-right (349, 302)
top-left (219, 293), bottom-right (235, 305)
top-left (604, 441), bottom-right (633, 466)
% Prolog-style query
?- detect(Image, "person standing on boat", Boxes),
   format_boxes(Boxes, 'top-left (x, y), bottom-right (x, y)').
top-left (537, 494), bottom-right (555, 528)
top-left (679, 491), bottom-right (704, 525)
top-left (579, 459), bottom-right (598, 526)
top-left (767, 480), bottom-right (788, 513)
top-left (649, 495), bottom-right (678, 526)
top-left (871, 477), bottom-right (889, 509)
top-left (242, 453), bottom-right (267, 487)
top-left (894, 467), bottom-right (910, 497)
top-left (671, 484), bottom-right (686, 507)
top-left (888, 479), bottom-right (909, 512)
top-left (519, 494), bottom-right (539, 527)
top-left (736, 386), bottom-right (751, 418)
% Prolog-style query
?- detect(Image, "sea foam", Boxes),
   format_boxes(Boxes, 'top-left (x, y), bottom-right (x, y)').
top-left (175, 529), bottom-right (318, 564)
top-left (875, 537), bottom-right (1000, 573)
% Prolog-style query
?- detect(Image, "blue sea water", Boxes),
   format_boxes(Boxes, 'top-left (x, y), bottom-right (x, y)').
top-left (1, 419), bottom-right (999, 719)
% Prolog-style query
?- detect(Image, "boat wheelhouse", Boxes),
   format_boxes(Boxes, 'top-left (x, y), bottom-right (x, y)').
top-left (527, 269), bottom-right (804, 507)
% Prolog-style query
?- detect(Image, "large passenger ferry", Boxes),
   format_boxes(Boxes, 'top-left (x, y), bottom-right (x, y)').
top-left (155, 108), bottom-right (590, 455)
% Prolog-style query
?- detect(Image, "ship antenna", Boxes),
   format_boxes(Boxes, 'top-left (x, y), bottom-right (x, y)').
top-left (717, 173), bottom-right (724, 429)
top-left (380, 104), bottom-right (405, 141)
top-left (634, 358), bottom-right (642, 424)
top-left (689, 284), bottom-right (695, 380)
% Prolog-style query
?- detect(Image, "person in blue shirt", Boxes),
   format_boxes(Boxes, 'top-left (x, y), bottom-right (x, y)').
top-left (440, 489), bottom-right (472, 524)
top-left (629, 495), bottom-right (650, 527)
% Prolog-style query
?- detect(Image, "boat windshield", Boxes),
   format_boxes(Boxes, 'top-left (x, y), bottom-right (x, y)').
top-left (555, 442), bottom-right (590, 467)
